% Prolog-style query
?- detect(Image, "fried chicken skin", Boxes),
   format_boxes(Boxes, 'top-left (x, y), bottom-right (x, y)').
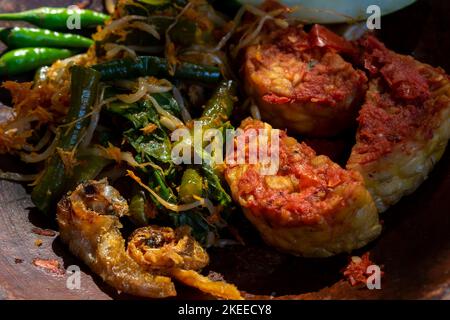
top-left (347, 36), bottom-right (450, 212)
top-left (225, 119), bottom-right (381, 257)
top-left (244, 25), bottom-right (367, 137)
top-left (127, 226), bottom-right (242, 300)
top-left (57, 179), bottom-right (242, 299)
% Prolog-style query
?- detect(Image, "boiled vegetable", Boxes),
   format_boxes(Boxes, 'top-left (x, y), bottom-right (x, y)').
top-left (31, 66), bottom-right (101, 214)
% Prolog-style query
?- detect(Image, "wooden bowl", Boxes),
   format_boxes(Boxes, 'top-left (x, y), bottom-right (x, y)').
top-left (0, 0), bottom-right (449, 300)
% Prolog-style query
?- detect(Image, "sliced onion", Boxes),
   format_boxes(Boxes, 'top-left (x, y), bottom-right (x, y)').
top-left (88, 145), bottom-right (140, 167)
top-left (20, 132), bottom-right (59, 163)
top-left (165, 2), bottom-right (193, 74)
top-left (104, 43), bottom-right (137, 60)
top-left (81, 86), bottom-right (106, 148)
top-left (116, 78), bottom-right (172, 104)
top-left (192, 195), bottom-right (215, 215)
top-left (159, 116), bottom-right (179, 131)
top-left (214, 5), bottom-right (247, 52)
top-left (148, 95), bottom-right (185, 130)
top-left (232, 5), bottom-right (289, 57)
top-left (22, 128), bottom-right (52, 152)
top-left (116, 78), bottom-right (148, 103)
top-left (173, 87), bottom-right (191, 122)
top-left (235, 15), bottom-right (271, 55)
top-left (119, 151), bottom-right (141, 167)
top-left (145, 78), bottom-right (173, 93)
top-left (129, 21), bottom-right (160, 40)
top-left (94, 15), bottom-right (147, 41)
top-left (250, 103), bottom-right (262, 120)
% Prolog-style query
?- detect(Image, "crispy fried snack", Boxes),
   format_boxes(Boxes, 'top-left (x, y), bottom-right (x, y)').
top-left (57, 179), bottom-right (242, 299)
top-left (347, 36), bottom-right (450, 212)
top-left (127, 226), bottom-right (242, 300)
top-left (171, 269), bottom-right (243, 300)
top-left (244, 25), bottom-right (367, 137)
top-left (225, 119), bottom-right (381, 257)
top-left (57, 179), bottom-right (176, 298)
top-left (127, 226), bottom-right (209, 272)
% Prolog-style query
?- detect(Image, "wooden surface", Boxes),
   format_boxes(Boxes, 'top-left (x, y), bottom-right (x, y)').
top-left (0, 0), bottom-right (449, 300)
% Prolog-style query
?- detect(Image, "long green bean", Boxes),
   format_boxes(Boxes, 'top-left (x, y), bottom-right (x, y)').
top-left (93, 56), bottom-right (221, 83)
top-left (31, 66), bottom-right (101, 214)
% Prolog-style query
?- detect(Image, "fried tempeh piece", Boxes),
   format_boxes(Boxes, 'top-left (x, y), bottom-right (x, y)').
top-left (347, 36), bottom-right (450, 212)
top-left (225, 119), bottom-right (381, 257)
top-left (244, 25), bottom-right (367, 137)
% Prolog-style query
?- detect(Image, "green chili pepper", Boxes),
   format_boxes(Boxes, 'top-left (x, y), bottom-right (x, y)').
top-left (198, 81), bottom-right (236, 205)
top-left (179, 168), bottom-right (203, 204)
top-left (0, 47), bottom-right (75, 76)
top-left (196, 80), bottom-right (237, 130)
top-left (189, 81), bottom-right (237, 206)
top-left (172, 81), bottom-right (236, 206)
top-left (0, 27), bottom-right (94, 49)
top-left (93, 56), bottom-right (221, 83)
top-left (31, 66), bottom-right (101, 214)
top-left (0, 7), bottom-right (109, 31)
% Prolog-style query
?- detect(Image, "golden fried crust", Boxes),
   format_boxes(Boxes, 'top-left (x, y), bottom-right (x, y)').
top-left (127, 226), bottom-right (209, 272)
top-left (244, 26), bottom-right (367, 137)
top-left (171, 269), bottom-right (243, 300)
top-left (57, 180), bottom-right (242, 300)
top-left (347, 36), bottom-right (450, 212)
top-left (57, 181), bottom-right (177, 298)
top-left (225, 119), bottom-right (381, 257)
